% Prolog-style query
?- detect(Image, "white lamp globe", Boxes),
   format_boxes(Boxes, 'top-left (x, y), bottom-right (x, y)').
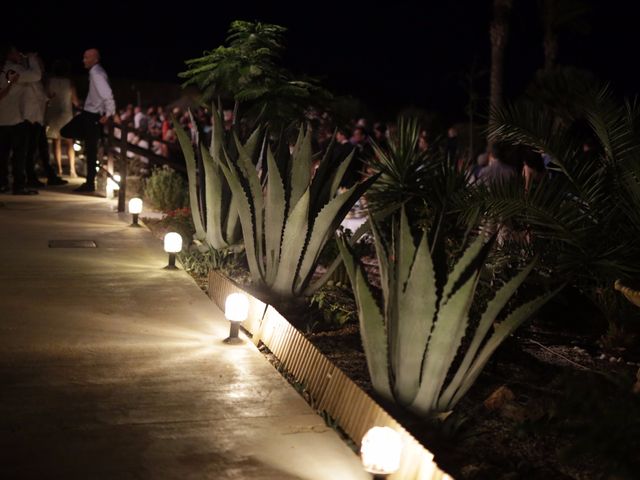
top-left (225, 293), bottom-right (249, 322)
top-left (128, 197), bottom-right (143, 214)
top-left (360, 426), bottom-right (403, 475)
top-left (164, 232), bottom-right (183, 253)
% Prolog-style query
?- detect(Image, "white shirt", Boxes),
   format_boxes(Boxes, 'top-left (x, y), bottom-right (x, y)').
top-left (0, 57), bottom-right (42, 126)
top-left (21, 55), bottom-right (48, 124)
top-left (84, 64), bottom-right (115, 117)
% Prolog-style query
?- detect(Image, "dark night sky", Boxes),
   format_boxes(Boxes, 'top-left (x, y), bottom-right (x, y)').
top-left (5, 0), bottom-right (640, 120)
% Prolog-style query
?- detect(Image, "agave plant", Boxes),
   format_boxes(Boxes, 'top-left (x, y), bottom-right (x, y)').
top-left (174, 109), bottom-right (242, 250)
top-left (338, 208), bottom-right (561, 415)
top-left (214, 125), bottom-right (378, 299)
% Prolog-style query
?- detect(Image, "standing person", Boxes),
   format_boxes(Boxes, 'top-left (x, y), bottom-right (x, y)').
top-left (46, 60), bottom-right (79, 177)
top-left (0, 44), bottom-right (41, 195)
top-left (60, 48), bottom-right (115, 192)
top-left (22, 53), bottom-right (67, 187)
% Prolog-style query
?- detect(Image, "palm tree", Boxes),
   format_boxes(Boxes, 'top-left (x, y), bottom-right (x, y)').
top-left (489, 0), bottom-right (513, 149)
top-left (179, 21), bottom-right (331, 130)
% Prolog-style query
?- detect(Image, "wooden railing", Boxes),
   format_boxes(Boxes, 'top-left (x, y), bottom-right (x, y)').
top-left (102, 123), bottom-right (185, 212)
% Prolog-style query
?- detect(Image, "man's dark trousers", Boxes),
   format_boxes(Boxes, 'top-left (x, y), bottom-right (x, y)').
top-left (0, 122), bottom-right (30, 191)
top-left (60, 111), bottom-right (101, 186)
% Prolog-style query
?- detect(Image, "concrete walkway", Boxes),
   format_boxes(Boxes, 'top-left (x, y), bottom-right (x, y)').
top-left (0, 182), bottom-right (367, 480)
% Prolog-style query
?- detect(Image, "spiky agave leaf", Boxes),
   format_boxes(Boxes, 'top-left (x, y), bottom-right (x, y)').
top-left (437, 259), bottom-right (538, 408)
top-left (391, 213), bottom-right (438, 405)
top-left (297, 173), bottom-right (380, 296)
top-left (200, 144), bottom-right (228, 249)
top-left (264, 148), bottom-right (286, 285)
top-left (445, 284), bottom-right (564, 409)
top-left (174, 115), bottom-right (206, 241)
top-left (337, 237), bottom-right (393, 400)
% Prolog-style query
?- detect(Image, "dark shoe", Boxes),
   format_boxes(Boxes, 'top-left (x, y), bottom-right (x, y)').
top-left (47, 176), bottom-right (69, 186)
top-left (27, 179), bottom-right (46, 188)
top-left (0, 185), bottom-right (9, 194)
top-left (12, 188), bottom-right (39, 195)
top-left (73, 183), bottom-right (95, 193)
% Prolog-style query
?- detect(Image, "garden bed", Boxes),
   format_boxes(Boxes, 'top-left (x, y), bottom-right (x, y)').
top-left (143, 217), bottom-right (640, 480)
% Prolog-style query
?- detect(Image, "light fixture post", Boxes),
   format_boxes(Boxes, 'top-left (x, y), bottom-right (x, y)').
top-left (223, 293), bottom-right (249, 344)
top-left (163, 232), bottom-right (182, 270)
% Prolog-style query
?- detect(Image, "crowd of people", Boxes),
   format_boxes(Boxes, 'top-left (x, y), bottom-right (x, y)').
top-left (1, 41), bottom-right (554, 198)
top-left (0, 45), bottom-right (115, 194)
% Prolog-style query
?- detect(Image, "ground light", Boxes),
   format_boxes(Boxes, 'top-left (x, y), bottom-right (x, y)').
top-left (360, 426), bottom-right (402, 479)
top-left (163, 232), bottom-right (182, 270)
top-left (223, 293), bottom-right (249, 344)
top-left (128, 198), bottom-right (143, 227)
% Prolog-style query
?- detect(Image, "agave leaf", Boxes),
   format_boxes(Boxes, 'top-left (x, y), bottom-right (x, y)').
top-left (438, 259), bottom-right (537, 407)
top-left (290, 126), bottom-right (312, 208)
top-left (338, 239), bottom-right (393, 400)
top-left (243, 124), bottom-right (263, 159)
top-left (225, 192), bottom-right (241, 244)
top-left (446, 285), bottom-right (563, 409)
top-left (329, 149), bottom-right (356, 197)
top-left (264, 148), bottom-right (286, 285)
top-left (233, 134), bottom-right (265, 271)
top-left (209, 105), bottom-right (225, 160)
top-left (200, 144), bottom-right (227, 249)
top-left (440, 235), bottom-right (486, 304)
top-left (174, 117), bottom-right (206, 240)
top-left (369, 211), bottom-right (393, 311)
top-left (215, 151), bottom-right (263, 284)
top-left (296, 174), bottom-right (380, 295)
top-left (411, 267), bottom-right (480, 414)
top-left (271, 188), bottom-right (311, 296)
top-left (393, 224), bottom-right (437, 406)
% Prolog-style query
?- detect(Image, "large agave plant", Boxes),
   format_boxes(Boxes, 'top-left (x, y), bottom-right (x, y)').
top-left (214, 126), bottom-right (378, 299)
top-left (338, 209), bottom-right (561, 415)
top-left (174, 109), bottom-right (242, 250)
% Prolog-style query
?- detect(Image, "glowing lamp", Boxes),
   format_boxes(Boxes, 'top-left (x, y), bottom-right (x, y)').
top-left (163, 232), bottom-right (182, 269)
top-left (361, 427), bottom-right (402, 477)
top-left (128, 197), bottom-right (143, 226)
top-left (223, 293), bottom-right (249, 344)
top-left (73, 141), bottom-right (82, 152)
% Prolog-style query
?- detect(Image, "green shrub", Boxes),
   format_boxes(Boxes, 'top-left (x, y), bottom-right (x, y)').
top-left (144, 166), bottom-right (189, 212)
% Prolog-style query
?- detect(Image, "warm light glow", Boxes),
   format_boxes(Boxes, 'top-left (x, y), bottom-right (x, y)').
top-left (73, 142), bottom-right (82, 152)
top-left (164, 232), bottom-right (183, 253)
top-left (361, 427), bottom-right (402, 475)
top-left (128, 197), bottom-right (143, 214)
top-left (225, 293), bottom-right (249, 322)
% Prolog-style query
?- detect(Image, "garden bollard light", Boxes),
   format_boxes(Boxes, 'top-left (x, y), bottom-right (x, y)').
top-left (128, 197), bottom-right (143, 227)
top-left (164, 232), bottom-right (182, 270)
top-left (223, 293), bottom-right (249, 344)
top-left (361, 426), bottom-right (402, 479)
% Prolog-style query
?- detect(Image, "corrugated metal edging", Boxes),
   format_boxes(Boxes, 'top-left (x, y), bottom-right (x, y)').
top-left (208, 271), bottom-right (453, 480)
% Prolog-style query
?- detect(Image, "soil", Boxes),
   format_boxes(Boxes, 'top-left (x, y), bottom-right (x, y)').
top-left (143, 218), bottom-right (640, 480)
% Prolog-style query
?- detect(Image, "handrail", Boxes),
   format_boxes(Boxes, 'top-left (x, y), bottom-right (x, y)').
top-left (103, 122), bottom-right (185, 212)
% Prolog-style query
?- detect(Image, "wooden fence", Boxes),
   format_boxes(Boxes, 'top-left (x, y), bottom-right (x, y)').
top-left (102, 123), bottom-right (185, 212)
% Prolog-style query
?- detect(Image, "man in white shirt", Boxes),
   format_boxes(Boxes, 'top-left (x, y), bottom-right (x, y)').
top-left (60, 48), bottom-right (116, 192)
top-left (0, 44), bottom-right (42, 195)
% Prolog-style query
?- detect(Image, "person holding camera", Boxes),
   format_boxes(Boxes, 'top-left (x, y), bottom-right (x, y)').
top-left (0, 44), bottom-right (42, 195)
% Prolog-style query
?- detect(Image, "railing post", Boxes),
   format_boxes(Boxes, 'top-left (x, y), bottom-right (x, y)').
top-left (117, 125), bottom-right (128, 213)
top-left (107, 123), bottom-right (114, 179)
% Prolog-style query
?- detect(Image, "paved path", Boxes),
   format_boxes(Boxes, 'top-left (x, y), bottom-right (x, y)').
top-left (0, 183), bottom-right (367, 480)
